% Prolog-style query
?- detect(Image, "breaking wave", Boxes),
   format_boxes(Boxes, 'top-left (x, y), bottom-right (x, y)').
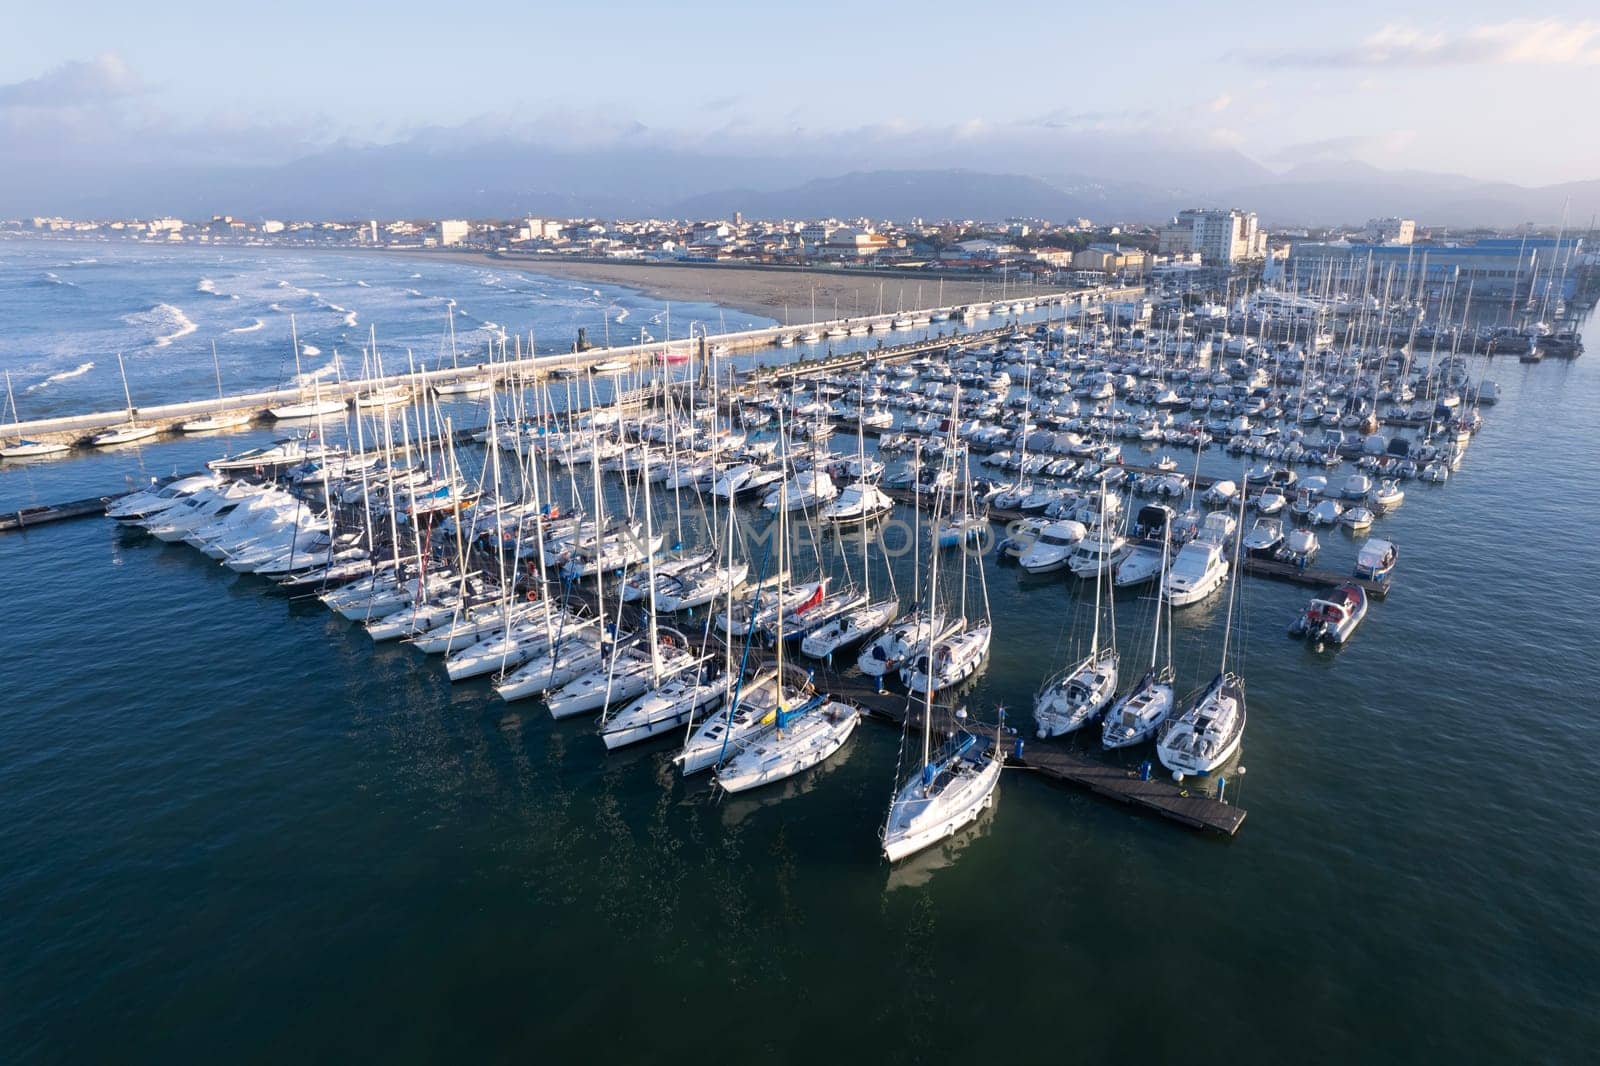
top-left (230, 318), bottom-right (266, 334)
top-left (122, 303), bottom-right (198, 348)
top-left (26, 361), bottom-right (95, 392)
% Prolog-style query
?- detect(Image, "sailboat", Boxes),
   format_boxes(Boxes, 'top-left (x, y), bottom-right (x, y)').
top-left (269, 317), bottom-right (345, 419)
top-left (898, 389), bottom-right (992, 696)
top-left (712, 481), bottom-right (860, 794)
top-left (1034, 474), bottom-right (1120, 737)
top-left (1157, 475), bottom-right (1249, 778)
top-left (181, 342), bottom-right (254, 432)
top-left (1, 370), bottom-right (70, 458)
top-left (881, 701), bottom-right (1003, 863)
top-left (90, 353), bottom-right (161, 446)
top-left (432, 309), bottom-right (495, 397)
top-left (882, 392), bottom-right (1004, 861)
top-left (602, 499), bottom-right (742, 749)
top-left (1102, 530), bottom-right (1175, 749)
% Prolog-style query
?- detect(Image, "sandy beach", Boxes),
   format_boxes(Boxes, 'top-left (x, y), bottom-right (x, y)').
top-left (410, 251), bottom-right (1037, 322)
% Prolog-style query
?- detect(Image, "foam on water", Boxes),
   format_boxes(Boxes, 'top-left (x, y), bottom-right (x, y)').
top-left (229, 319), bottom-right (266, 334)
top-left (293, 354), bottom-right (340, 385)
top-left (121, 303), bottom-right (199, 348)
top-left (25, 361), bottom-right (95, 392)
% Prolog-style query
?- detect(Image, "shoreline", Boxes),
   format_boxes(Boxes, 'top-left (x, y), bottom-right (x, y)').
top-left (4, 235), bottom-right (1040, 326)
top-left (414, 252), bottom-right (1026, 323)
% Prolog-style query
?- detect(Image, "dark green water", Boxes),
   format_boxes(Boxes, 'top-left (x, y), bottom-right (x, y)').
top-left (3, 324), bottom-right (1598, 1064)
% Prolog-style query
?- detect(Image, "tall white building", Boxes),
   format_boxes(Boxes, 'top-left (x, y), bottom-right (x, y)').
top-left (436, 219), bottom-right (471, 246)
top-left (1365, 217), bottom-right (1415, 245)
top-left (1158, 209), bottom-right (1266, 264)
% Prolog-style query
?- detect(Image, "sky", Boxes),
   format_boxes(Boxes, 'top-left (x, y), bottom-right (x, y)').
top-left (2, 1), bottom-right (1599, 187)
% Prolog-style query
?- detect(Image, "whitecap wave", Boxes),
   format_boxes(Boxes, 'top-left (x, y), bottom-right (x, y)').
top-left (230, 318), bottom-right (266, 334)
top-left (122, 303), bottom-right (199, 348)
top-left (197, 277), bottom-right (218, 295)
top-left (268, 302), bottom-right (287, 313)
top-left (613, 307), bottom-right (629, 323)
top-left (26, 361), bottom-right (95, 392)
top-left (295, 355), bottom-right (341, 386)
top-left (409, 273), bottom-right (422, 279)
top-left (356, 280), bottom-right (370, 287)
top-left (300, 344), bottom-right (322, 356)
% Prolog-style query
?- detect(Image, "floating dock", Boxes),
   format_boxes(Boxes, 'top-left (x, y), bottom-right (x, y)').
top-left (821, 668), bottom-right (1247, 836)
top-left (0, 495), bottom-right (117, 532)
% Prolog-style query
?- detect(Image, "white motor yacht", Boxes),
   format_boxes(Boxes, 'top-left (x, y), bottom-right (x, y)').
top-left (1164, 538), bottom-right (1228, 607)
top-left (1018, 520), bottom-right (1086, 574)
top-left (1066, 531), bottom-right (1129, 578)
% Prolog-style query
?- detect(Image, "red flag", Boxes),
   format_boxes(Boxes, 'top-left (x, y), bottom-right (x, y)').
top-left (795, 584), bottom-right (825, 615)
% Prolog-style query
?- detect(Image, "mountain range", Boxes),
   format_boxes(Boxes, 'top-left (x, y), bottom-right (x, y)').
top-left (5, 135), bottom-right (1595, 229)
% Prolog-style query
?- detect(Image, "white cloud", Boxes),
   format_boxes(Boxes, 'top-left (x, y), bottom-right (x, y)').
top-left (1244, 18), bottom-right (1600, 68)
top-left (0, 52), bottom-right (143, 108)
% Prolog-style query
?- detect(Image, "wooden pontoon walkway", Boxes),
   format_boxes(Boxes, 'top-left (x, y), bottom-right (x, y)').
top-left (818, 667), bottom-right (1247, 837)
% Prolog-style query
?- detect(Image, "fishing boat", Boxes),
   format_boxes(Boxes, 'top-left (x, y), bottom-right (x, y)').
top-left (1288, 584), bottom-right (1368, 646)
top-left (1341, 506), bottom-right (1375, 532)
top-left (1241, 517), bottom-right (1283, 558)
top-left (1274, 527), bottom-right (1319, 567)
top-left (1354, 538), bottom-right (1398, 580)
top-left (1371, 479), bottom-right (1405, 512)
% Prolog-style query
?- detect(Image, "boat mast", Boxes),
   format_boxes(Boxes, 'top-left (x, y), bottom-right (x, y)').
top-left (1218, 461), bottom-right (1250, 673)
top-left (115, 352), bottom-right (134, 423)
top-left (289, 315), bottom-right (303, 396)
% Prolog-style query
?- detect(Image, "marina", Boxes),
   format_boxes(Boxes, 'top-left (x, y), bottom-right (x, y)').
top-left (3, 239), bottom-right (1596, 1064)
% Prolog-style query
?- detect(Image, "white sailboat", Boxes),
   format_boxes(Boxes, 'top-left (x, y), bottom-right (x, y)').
top-left (881, 703), bottom-right (1003, 863)
top-left (269, 318), bottom-right (345, 419)
top-left (899, 389), bottom-right (992, 697)
top-left (712, 468), bottom-right (861, 794)
top-left (90, 353), bottom-right (160, 446)
top-left (1157, 478), bottom-right (1249, 778)
top-left (180, 342), bottom-right (254, 432)
top-left (1, 370), bottom-right (70, 458)
top-left (1103, 532), bottom-right (1175, 749)
top-left (1035, 475), bottom-right (1120, 737)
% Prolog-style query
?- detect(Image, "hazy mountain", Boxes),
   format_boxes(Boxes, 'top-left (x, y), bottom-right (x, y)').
top-left (2, 131), bottom-right (1594, 227)
top-left (674, 170), bottom-right (1115, 223)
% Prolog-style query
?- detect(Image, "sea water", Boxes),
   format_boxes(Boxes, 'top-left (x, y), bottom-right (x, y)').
top-left (1, 242), bottom-right (1597, 1063)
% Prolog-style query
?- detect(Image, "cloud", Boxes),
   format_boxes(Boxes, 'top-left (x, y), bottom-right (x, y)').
top-left (1243, 19), bottom-right (1600, 68)
top-left (0, 52), bottom-right (144, 108)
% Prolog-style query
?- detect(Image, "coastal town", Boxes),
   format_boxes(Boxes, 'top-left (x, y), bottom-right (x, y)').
top-left (11, 210), bottom-right (1594, 308)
